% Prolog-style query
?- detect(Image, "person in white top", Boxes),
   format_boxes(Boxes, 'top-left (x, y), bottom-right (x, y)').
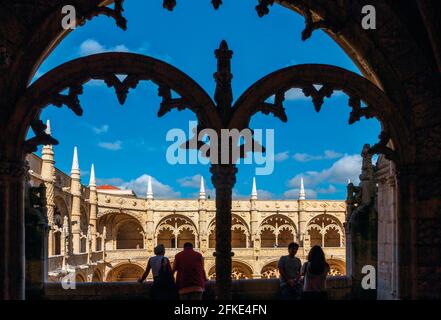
top-left (138, 244), bottom-right (177, 299)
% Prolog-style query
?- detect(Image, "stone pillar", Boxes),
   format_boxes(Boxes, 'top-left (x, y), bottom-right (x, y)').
top-left (198, 200), bottom-right (208, 253)
top-left (145, 176), bottom-right (155, 254)
top-left (145, 201), bottom-right (155, 255)
top-left (298, 200), bottom-right (307, 246)
top-left (298, 177), bottom-right (307, 247)
top-left (198, 176), bottom-right (208, 253)
top-left (25, 181), bottom-right (49, 300)
top-left (395, 164), bottom-right (417, 299)
top-left (40, 120), bottom-right (56, 256)
top-left (89, 164), bottom-right (97, 252)
top-left (210, 164), bottom-right (237, 300)
top-left (250, 177), bottom-right (260, 253)
top-left (70, 147), bottom-right (81, 254)
top-left (0, 160), bottom-right (27, 299)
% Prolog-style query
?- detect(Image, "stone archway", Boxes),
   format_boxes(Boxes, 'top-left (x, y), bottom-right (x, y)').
top-left (116, 220), bottom-right (144, 250)
top-left (261, 261), bottom-right (280, 279)
top-left (208, 215), bottom-right (250, 248)
top-left (259, 215), bottom-right (297, 248)
top-left (306, 214), bottom-right (344, 248)
top-left (156, 215), bottom-right (198, 249)
top-left (0, 0), bottom-right (440, 300)
top-left (208, 260), bottom-right (254, 280)
top-left (106, 263), bottom-right (144, 282)
top-left (328, 259), bottom-right (346, 276)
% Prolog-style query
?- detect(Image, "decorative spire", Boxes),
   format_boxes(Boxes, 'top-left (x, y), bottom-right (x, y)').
top-left (45, 119), bottom-right (51, 135)
top-left (71, 146), bottom-right (80, 174)
top-left (89, 164), bottom-right (96, 188)
top-left (147, 175), bottom-right (153, 200)
top-left (348, 178), bottom-right (352, 185)
top-left (299, 177), bottom-right (306, 200)
top-left (214, 40), bottom-right (233, 123)
top-left (199, 176), bottom-right (206, 200)
top-left (251, 177), bottom-right (257, 200)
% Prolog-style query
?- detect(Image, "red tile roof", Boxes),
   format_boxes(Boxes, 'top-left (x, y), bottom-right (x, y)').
top-left (97, 185), bottom-right (120, 190)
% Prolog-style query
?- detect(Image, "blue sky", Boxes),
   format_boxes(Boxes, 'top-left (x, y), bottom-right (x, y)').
top-left (34, 0), bottom-right (380, 200)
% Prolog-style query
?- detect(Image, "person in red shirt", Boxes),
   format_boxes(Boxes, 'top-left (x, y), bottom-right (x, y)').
top-left (172, 242), bottom-right (207, 300)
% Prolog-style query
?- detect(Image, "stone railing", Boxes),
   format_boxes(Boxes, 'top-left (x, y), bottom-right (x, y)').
top-left (90, 251), bottom-right (104, 263)
top-left (43, 276), bottom-right (352, 300)
top-left (48, 255), bottom-right (63, 271)
top-left (67, 253), bottom-right (88, 267)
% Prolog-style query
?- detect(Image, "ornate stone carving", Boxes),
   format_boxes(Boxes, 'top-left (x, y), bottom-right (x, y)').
top-left (79, 0), bottom-right (127, 31)
top-left (24, 119), bottom-right (58, 154)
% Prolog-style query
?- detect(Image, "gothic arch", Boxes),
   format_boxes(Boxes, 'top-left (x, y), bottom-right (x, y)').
top-left (156, 215), bottom-right (198, 249)
top-left (327, 258), bottom-right (346, 276)
top-left (115, 219), bottom-right (144, 250)
top-left (306, 214), bottom-right (344, 248)
top-left (92, 268), bottom-right (103, 282)
top-left (75, 272), bottom-right (86, 283)
top-left (208, 260), bottom-right (254, 280)
top-left (105, 262), bottom-right (144, 282)
top-left (259, 215), bottom-right (297, 248)
top-left (229, 63), bottom-right (410, 165)
top-left (261, 261), bottom-right (280, 279)
top-left (208, 215), bottom-right (250, 248)
top-left (15, 52), bottom-right (222, 159)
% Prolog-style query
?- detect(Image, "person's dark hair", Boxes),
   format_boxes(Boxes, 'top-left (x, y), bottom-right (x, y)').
top-left (183, 242), bottom-right (193, 249)
top-left (288, 242), bottom-right (299, 250)
top-left (307, 245), bottom-right (328, 275)
top-left (154, 244), bottom-right (165, 256)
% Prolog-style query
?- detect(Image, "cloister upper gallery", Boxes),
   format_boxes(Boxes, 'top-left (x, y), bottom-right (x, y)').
top-left (0, 0), bottom-right (440, 300)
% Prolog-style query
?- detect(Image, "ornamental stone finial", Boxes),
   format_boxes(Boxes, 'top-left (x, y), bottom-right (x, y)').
top-left (71, 146), bottom-right (80, 173)
top-left (199, 176), bottom-right (206, 200)
top-left (45, 120), bottom-right (51, 135)
top-left (299, 177), bottom-right (306, 200)
top-left (251, 177), bottom-right (257, 200)
top-left (147, 175), bottom-right (154, 200)
top-left (89, 164), bottom-right (96, 188)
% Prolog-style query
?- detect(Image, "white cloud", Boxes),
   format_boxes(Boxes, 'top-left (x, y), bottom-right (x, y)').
top-left (292, 150), bottom-right (343, 162)
top-left (98, 140), bottom-right (122, 151)
top-left (177, 174), bottom-right (203, 188)
top-left (79, 39), bottom-right (129, 56)
top-left (317, 185), bottom-right (338, 194)
top-left (275, 151), bottom-right (290, 162)
top-left (288, 154), bottom-right (362, 188)
top-left (119, 174), bottom-right (180, 199)
top-left (93, 124), bottom-right (109, 134)
top-left (257, 189), bottom-right (275, 200)
top-left (285, 88), bottom-right (309, 101)
top-left (324, 150), bottom-right (343, 159)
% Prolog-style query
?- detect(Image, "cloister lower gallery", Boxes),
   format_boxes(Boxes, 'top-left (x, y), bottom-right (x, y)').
top-left (0, 0), bottom-right (440, 300)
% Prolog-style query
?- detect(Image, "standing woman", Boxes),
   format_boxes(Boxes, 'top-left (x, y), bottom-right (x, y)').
top-left (301, 245), bottom-right (330, 300)
top-left (138, 244), bottom-right (177, 300)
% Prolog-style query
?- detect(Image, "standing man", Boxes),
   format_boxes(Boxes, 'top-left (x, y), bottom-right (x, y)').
top-left (173, 242), bottom-right (207, 300)
top-left (278, 242), bottom-right (302, 300)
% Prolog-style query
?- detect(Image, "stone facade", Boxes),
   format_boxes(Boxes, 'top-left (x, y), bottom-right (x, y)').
top-left (26, 143), bottom-right (346, 283)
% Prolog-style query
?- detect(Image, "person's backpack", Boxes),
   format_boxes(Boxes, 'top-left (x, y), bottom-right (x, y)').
top-left (152, 257), bottom-right (178, 300)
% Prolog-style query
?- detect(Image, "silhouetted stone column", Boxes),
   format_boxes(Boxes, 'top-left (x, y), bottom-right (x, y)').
top-left (25, 181), bottom-right (49, 300)
top-left (395, 164), bottom-right (417, 299)
top-left (210, 164), bottom-right (237, 300)
top-left (0, 160), bottom-right (27, 300)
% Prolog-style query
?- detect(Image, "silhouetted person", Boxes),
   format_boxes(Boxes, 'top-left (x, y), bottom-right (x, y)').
top-left (278, 242), bottom-right (302, 300)
top-left (301, 245), bottom-right (330, 300)
top-left (173, 242), bottom-right (207, 300)
top-left (138, 244), bottom-right (177, 300)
